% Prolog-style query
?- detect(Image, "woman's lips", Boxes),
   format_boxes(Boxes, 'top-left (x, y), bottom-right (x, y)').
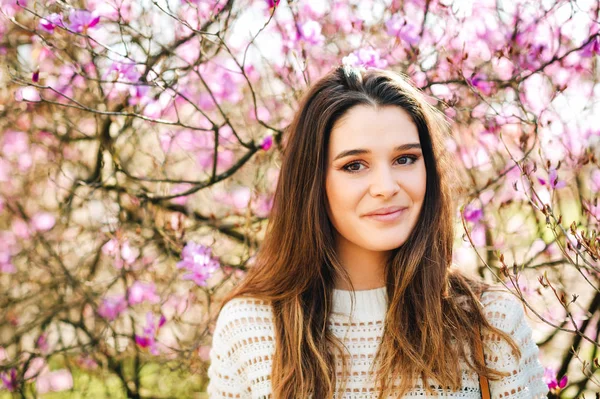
top-left (365, 207), bottom-right (407, 222)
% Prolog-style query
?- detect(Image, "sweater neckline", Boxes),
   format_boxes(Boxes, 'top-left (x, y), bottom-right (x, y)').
top-left (331, 286), bottom-right (387, 320)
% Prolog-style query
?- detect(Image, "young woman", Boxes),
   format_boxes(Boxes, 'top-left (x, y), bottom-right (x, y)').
top-left (207, 65), bottom-right (548, 398)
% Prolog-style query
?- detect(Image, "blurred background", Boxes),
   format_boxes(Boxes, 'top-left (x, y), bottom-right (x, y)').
top-left (0, 0), bottom-right (599, 397)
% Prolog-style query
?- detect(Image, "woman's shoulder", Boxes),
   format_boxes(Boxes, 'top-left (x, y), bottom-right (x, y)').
top-left (480, 285), bottom-right (524, 308)
top-left (217, 296), bottom-right (274, 321)
top-left (478, 288), bottom-right (549, 397)
top-left (212, 296), bottom-right (275, 342)
top-left (479, 285), bottom-right (531, 332)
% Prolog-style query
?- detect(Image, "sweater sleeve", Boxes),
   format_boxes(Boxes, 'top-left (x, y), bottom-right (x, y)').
top-left (481, 291), bottom-right (549, 399)
top-left (206, 299), bottom-right (251, 399)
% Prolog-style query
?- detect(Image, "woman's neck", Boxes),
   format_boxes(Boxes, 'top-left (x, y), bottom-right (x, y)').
top-left (333, 234), bottom-right (389, 291)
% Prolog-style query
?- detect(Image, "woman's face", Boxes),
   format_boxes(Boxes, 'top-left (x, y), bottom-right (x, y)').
top-left (325, 105), bottom-right (427, 253)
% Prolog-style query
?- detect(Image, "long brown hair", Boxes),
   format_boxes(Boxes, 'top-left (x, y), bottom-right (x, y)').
top-left (221, 65), bottom-right (520, 398)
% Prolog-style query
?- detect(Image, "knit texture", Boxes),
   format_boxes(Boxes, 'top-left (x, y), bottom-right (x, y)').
top-left (207, 287), bottom-right (549, 398)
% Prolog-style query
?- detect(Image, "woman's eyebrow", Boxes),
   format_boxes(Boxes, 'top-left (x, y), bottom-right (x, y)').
top-left (333, 143), bottom-right (422, 162)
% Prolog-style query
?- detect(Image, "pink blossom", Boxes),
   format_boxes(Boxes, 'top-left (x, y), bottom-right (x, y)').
top-left (582, 198), bottom-right (600, 221)
top-left (2, 131), bottom-right (28, 155)
top-left (581, 25), bottom-right (600, 58)
top-left (248, 106), bottom-right (271, 122)
top-left (105, 60), bottom-right (141, 82)
top-left (505, 274), bottom-right (536, 298)
top-left (468, 73), bottom-right (494, 96)
top-left (135, 312), bottom-right (165, 355)
top-left (98, 295), bottom-right (127, 320)
top-left (0, 261), bottom-right (16, 274)
top-left (1, 369), bottom-right (17, 391)
top-left (35, 369), bottom-right (73, 394)
top-left (537, 167), bottom-right (567, 190)
top-left (104, 60), bottom-right (149, 104)
top-left (298, 20), bottom-right (324, 45)
top-left (128, 281), bottom-right (160, 305)
top-left (198, 345), bottom-right (211, 361)
top-left (160, 129), bottom-right (235, 174)
top-left (385, 14), bottom-right (419, 45)
top-left (266, 0), bottom-right (280, 8)
top-left (31, 212), bottom-right (55, 232)
top-left (544, 367), bottom-right (568, 392)
top-left (12, 219), bottom-right (30, 239)
top-left (199, 63), bottom-right (245, 105)
top-left (15, 87), bottom-right (41, 102)
top-left (24, 357), bottom-right (48, 379)
top-left (170, 183), bottom-right (192, 205)
top-left (463, 204), bottom-right (483, 223)
top-left (197, 148), bottom-right (234, 172)
top-left (119, 241), bottom-right (139, 265)
top-left (251, 194), bottom-right (274, 218)
top-left (516, 42), bottom-right (550, 72)
top-left (581, 36), bottom-right (600, 57)
top-left (300, 0), bottom-right (327, 19)
top-left (1, 0), bottom-right (24, 16)
top-left (38, 13), bottom-right (64, 33)
top-left (0, 231), bottom-right (16, 274)
top-left (342, 48), bottom-right (388, 69)
top-left (590, 169), bottom-right (600, 192)
top-left (36, 333), bottom-right (50, 354)
top-left (331, 2), bottom-right (355, 33)
top-left (161, 294), bottom-right (190, 319)
top-left (87, 0), bottom-right (133, 21)
top-left (261, 136), bottom-right (273, 151)
top-left (176, 241), bottom-right (220, 286)
top-left (213, 187), bottom-right (253, 211)
top-left (68, 9), bottom-right (100, 33)
top-left (101, 238), bottom-right (118, 256)
top-left (102, 238), bottom-right (139, 269)
top-left (232, 187), bottom-right (251, 209)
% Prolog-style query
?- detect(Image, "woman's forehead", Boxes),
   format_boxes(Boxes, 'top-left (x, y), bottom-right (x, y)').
top-left (329, 105), bottom-right (420, 153)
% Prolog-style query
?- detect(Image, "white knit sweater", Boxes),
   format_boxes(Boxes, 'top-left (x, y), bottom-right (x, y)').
top-left (207, 287), bottom-right (549, 398)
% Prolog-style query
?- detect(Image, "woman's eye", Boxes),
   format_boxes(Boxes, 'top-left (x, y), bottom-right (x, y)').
top-left (343, 162), bottom-right (364, 172)
top-left (342, 155), bottom-right (419, 173)
top-left (396, 155), bottom-right (418, 165)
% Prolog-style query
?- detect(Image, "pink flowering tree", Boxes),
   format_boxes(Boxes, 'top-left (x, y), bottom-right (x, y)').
top-left (0, 0), bottom-right (599, 396)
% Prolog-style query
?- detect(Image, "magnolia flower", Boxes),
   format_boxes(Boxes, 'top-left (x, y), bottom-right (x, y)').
top-left (102, 238), bottom-right (139, 269)
top-left (98, 295), bottom-right (127, 320)
top-left (266, 0), bottom-right (280, 8)
top-left (260, 136), bottom-right (273, 151)
top-left (463, 204), bottom-right (484, 223)
top-left (537, 167), bottom-right (567, 190)
top-left (176, 241), bottom-right (220, 286)
top-left (31, 212), bottom-right (55, 232)
top-left (128, 281), bottom-right (160, 306)
top-left (135, 312), bottom-right (166, 355)
top-left (544, 367), bottom-right (568, 393)
top-left (468, 73), bottom-right (494, 96)
top-left (68, 9), bottom-right (100, 33)
top-left (1, 369), bottom-right (17, 391)
top-left (38, 13), bottom-right (64, 33)
top-left (36, 333), bottom-right (50, 354)
top-left (342, 48), bottom-right (388, 69)
top-left (298, 20), bottom-right (324, 45)
top-left (385, 14), bottom-right (419, 45)
top-left (36, 369), bottom-right (73, 394)
top-left (15, 87), bottom-right (41, 102)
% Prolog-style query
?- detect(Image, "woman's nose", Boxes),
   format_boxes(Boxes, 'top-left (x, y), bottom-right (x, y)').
top-left (368, 166), bottom-right (400, 199)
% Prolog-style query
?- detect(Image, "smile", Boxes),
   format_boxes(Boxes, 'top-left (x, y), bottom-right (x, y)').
top-left (365, 208), bottom-right (407, 222)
